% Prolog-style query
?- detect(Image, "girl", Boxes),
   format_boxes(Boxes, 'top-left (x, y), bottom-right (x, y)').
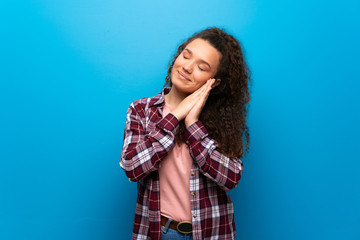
top-left (120, 27), bottom-right (251, 240)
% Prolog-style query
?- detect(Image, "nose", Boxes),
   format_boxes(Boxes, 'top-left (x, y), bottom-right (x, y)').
top-left (183, 61), bottom-right (193, 74)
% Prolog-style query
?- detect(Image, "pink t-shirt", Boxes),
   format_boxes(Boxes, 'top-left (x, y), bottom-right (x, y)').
top-left (158, 102), bottom-right (193, 222)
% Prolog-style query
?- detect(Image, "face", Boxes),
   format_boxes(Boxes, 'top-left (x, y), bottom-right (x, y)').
top-left (171, 38), bottom-right (221, 94)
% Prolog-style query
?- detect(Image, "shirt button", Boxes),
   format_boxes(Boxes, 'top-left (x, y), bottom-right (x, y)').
top-left (191, 192), bottom-right (195, 196)
top-left (193, 214), bottom-right (197, 219)
top-left (186, 141), bottom-right (189, 144)
top-left (128, 178), bottom-right (131, 182)
top-left (191, 172), bottom-right (195, 176)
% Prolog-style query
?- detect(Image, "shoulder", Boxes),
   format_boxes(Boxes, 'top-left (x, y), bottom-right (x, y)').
top-left (128, 90), bottom-right (164, 112)
top-left (129, 97), bottom-right (151, 108)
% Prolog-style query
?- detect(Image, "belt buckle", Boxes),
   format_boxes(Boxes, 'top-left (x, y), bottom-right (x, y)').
top-left (177, 221), bottom-right (192, 234)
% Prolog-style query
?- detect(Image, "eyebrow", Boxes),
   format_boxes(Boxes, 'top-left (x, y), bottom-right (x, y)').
top-left (184, 48), bottom-right (212, 69)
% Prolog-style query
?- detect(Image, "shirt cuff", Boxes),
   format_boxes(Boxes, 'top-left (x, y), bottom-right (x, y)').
top-left (184, 120), bottom-right (208, 144)
top-left (157, 113), bottom-right (179, 132)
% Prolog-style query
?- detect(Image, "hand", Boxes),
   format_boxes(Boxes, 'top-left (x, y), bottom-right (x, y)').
top-left (185, 78), bottom-right (215, 127)
top-left (171, 79), bottom-right (215, 125)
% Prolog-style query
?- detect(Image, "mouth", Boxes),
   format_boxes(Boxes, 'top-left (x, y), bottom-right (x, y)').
top-left (177, 70), bottom-right (191, 82)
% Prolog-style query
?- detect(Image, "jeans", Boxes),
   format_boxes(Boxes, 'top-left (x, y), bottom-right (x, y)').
top-left (161, 218), bottom-right (193, 240)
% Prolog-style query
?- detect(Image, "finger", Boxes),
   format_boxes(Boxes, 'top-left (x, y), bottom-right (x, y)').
top-left (211, 78), bottom-right (221, 88)
top-left (209, 78), bottom-right (216, 88)
top-left (204, 80), bottom-right (216, 100)
top-left (191, 81), bottom-right (209, 98)
top-left (193, 81), bottom-right (210, 99)
top-left (205, 78), bottom-right (215, 93)
top-left (205, 78), bottom-right (215, 90)
top-left (187, 79), bottom-right (214, 103)
top-left (199, 80), bottom-right (214, 102)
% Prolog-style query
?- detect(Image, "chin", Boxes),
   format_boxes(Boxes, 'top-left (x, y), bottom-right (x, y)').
top-left (171, 79), bottom-right (194, 95)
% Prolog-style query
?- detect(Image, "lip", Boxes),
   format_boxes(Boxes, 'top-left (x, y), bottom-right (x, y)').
top-left (177, 70), bottom-right (191, 82)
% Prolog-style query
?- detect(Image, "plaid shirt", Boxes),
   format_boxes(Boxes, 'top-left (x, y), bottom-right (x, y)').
top-left (120, 87), bottom-right (243, 240)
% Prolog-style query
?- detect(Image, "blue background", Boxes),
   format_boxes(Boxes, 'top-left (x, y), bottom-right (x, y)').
top-left (1, 0), bottom-right (359, 239)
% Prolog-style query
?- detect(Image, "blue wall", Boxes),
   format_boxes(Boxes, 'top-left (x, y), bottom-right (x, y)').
top-left (1, 0), bottom-right (359, 239)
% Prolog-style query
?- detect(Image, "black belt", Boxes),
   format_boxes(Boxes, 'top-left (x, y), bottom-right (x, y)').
top-left (161, 215), bottom-right (192, 234)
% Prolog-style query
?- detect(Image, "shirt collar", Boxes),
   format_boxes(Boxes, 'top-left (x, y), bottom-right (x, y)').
top-left (150, 87), bottom-right (171, 107)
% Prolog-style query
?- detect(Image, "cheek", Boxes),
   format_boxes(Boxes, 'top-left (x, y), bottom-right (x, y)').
top-left (173, 56), bottom-right (183, 68)
top-left (194, 71), bottom-right (213, 84)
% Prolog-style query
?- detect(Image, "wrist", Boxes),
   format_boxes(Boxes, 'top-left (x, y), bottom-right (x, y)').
top-left (185, 118), bottom-right (198, 128)
top-left (170, 110), bottom-right (182, 121)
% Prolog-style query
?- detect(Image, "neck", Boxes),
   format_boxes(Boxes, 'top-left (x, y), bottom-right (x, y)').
top-left (165, 86), bottom-right (188, 107)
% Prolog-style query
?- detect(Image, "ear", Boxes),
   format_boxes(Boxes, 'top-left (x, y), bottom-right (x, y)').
top-left (212, 78), bottom-right (221, 88)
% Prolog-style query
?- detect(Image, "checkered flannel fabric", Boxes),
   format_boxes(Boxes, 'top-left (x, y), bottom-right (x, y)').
top-left (120, 88), bottom-right (243, 240)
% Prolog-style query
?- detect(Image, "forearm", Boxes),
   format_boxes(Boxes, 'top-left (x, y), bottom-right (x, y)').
top-left (120, 108), bottom-right (178, 181)
top-left (184, 121), bottom-right (243, 191)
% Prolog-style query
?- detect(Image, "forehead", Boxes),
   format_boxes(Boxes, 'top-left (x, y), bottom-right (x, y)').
top-left (184, 38), bottom-right (221, 67)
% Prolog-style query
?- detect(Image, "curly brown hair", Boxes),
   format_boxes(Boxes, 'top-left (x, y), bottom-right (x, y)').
top-left (164, 27), bottom-right (251, 158)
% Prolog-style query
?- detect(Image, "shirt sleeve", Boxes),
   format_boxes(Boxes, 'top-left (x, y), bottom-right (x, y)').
top-left (184, 120), bottom-right (243, 191)
top-left (120, 102), bottom-right (178, 182)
